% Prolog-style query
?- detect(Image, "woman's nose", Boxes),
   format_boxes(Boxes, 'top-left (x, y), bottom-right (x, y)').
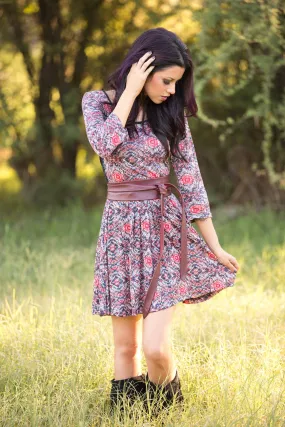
top-left (168, 84), bottom-right (176, 95)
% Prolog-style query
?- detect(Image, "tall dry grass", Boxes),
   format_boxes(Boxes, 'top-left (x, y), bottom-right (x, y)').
top-left (1, 203), bottom-right (285, 426)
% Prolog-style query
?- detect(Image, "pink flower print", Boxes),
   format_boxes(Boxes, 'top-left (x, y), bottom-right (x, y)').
top-left (190, 204), bottom-right (205, 214)
top-left (153, 290), bottom-right (160, 299)
top-left (170, 198), bottom-right (178, 208)
top-left (94, 276), bottom-right (99, 288)
top-left (144, 256), bottom-right (153, 267)
top-left (208, 251), bottom-right (217, 260)
top-left (112, 171), bottom-right (124, 182)
top-left (148, 170), bottom-right (159, 178)
top-left (112, 134), bottom-right (121, 146)
top-left (163, 222), bottom-right (172, 232)
top-left (179, 285), bottom-right (187, 295)
top-left (178, 141), bottom-right (186, 150)
top-left (181, 174), bottom-right (194, 185)
top-left (105, 104), bottom-right (112, 113)
top-left (123, 223), bottom-right (132, 233)
top-left (171, 253), bottom-right (180, 263)
top-left (212, 280), bottom-right (224, 291)
top-left (128, 156), bottom-right (135, 164)
top-left (113, 278), bottom-right (120, 287)
top-left (142, 221), bottom-right (150, 231)
top-left (146, 137), bottom-right (159, 148)
top-left (109, 243), bottom-right (116, 251)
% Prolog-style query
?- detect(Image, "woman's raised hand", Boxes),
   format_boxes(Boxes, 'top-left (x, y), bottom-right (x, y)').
top-left (126, 52), bottom-right (156, 98)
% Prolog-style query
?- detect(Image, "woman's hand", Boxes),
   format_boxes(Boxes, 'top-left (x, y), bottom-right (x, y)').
top-left (213, 247), bottom-right (240, 273)
top-left (126, 51), bottom-right (156, 98)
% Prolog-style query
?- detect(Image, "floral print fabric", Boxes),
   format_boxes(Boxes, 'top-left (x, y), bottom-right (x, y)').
top-left (82, 90), bottom-right (236, 317)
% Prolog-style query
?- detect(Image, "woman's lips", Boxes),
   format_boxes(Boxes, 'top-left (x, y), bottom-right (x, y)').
top-left (161, 96), bottom-right (169, 100)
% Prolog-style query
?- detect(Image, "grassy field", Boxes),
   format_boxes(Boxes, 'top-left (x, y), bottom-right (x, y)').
top-left (1, 202), bottom-right (285, 426)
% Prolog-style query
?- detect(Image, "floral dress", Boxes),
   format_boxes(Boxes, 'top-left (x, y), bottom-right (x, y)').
top-left (82, 89), bottom-right (236, 317)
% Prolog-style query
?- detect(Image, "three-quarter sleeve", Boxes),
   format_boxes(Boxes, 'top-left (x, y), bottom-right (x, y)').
top-left (170, 116), bottom-right (212, 223)
top-left (81, 90), bottom-right (130, 158)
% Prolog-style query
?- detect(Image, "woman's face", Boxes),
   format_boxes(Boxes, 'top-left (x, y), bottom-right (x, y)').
top-left (142, 65), bottom-right (185, 103)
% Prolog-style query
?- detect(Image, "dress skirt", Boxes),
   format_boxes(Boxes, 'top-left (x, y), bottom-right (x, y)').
top-left (92, 194), bottom-right (236, 317)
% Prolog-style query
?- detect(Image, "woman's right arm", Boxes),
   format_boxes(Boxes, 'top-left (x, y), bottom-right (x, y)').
top-left (112, 89), bottom-right (137, 127)
top-left (82, 52), bottom-right (155, 158)
top-left (81, 89), bottom-right (136, 159)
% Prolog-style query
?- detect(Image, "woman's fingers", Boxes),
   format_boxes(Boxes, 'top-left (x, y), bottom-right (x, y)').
top-left (140, 55), bottom-right (156, 72)
top-left (230, 256), bottom-right (239, 270)
top-left (228, 257), bottom-right (239, 272)
top-left (217, 250), bottom-right (240, 273)
top-left (137, 51), bottom-right (153, 66)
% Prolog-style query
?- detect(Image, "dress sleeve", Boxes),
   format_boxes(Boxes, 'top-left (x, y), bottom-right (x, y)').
top-left (81, 90), bottom-right (129, 158)
top-left (170, 116), bottom-right (212, 223)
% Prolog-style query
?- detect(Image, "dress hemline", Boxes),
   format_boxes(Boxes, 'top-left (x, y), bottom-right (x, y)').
top-left (91, 282), bottom-right (235, 318)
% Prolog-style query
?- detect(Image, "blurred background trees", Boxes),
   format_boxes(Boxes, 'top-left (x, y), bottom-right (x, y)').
top-left (192, 0), bottom-right (285, 208)
top-left (0, 0), bottom-right (284, 209)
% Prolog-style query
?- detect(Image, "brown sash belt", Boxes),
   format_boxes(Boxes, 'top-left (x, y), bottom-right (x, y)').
top-left (107, 175), bottom-right (188, 319)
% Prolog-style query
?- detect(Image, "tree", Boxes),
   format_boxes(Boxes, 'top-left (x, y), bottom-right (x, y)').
top-left (0, 0), bottom-right (107, 186)
top-left (0, 0), bottom-right (181, 202)
top-left (191, 0), bottom-right (285, 206)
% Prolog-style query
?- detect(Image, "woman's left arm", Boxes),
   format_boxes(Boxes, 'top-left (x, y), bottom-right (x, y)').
top-left (195, 217), bottom-right (240, 273)
top-left (171, 116), bottom-right (240, 274)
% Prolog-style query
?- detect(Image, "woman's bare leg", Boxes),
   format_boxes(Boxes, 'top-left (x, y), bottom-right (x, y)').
top-left (111, 313), bottom-right (143, 380)
top-left (142, 304), bottom-right (178, 385)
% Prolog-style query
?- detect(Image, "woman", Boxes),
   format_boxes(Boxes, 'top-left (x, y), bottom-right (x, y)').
top-left (82, 27), bottom-right (240, 417)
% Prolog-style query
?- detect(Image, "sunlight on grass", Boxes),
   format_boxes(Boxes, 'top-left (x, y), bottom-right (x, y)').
top-left (0, 205), bottom-right (285, 425)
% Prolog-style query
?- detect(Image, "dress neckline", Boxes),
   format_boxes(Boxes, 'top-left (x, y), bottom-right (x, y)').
top-left (101, 89), bottom-right (148, 124)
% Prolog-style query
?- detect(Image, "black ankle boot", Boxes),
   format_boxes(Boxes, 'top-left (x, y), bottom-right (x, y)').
top-left (143, 370), bottom-right (184, 417)
top-left (110, 374), bottom-right (147, 414)
top-left (161, 370), bottom-right (184, 408)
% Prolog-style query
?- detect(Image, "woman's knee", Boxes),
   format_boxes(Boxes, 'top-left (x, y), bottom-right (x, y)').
top-left (111, 314), bottom-right (143, 359)
top-left (143, 342), bottom-right (170, 363)
top-left (115, 341), bottom-right (141, 359)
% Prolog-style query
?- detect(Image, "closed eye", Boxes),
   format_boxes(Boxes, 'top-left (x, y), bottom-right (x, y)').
top-left (163, 79), bottom-right (182, 85)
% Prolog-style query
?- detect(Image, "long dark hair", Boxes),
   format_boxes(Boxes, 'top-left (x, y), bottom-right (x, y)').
top-left (105, 27), bottom-right (198, 162)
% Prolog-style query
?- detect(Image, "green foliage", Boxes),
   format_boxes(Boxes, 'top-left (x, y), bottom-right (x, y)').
top-left (191, 0), bottom-right (285, 192)
top-left (20, 169), bottom-right (86, 207)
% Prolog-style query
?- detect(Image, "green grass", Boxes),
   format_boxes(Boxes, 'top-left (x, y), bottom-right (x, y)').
top-left (1, 203), bottom-right (285, 426)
